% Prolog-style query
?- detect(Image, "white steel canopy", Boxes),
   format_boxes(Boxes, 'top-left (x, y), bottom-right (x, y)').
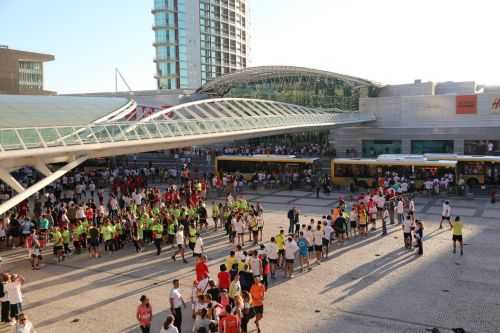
top-left (0, 97), bottom-right (375, 215)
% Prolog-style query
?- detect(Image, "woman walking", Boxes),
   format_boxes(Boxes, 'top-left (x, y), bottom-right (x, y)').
top-left (136, 295), bottom-right (152, 333)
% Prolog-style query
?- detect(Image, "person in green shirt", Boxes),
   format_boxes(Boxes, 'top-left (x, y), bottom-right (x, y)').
top-left (143, 215), bottom-right (153, 244)
top-left (80, 219), bottom-right (89, 249)
top-left (51, 227), bottom-right (65, 263)
top-left (452, 216), bottom-right (464, 256)
top-left (188, 222), bottom-right (197, 251)
top-left (167, 219), bottom-right (177, 248)
top-left (212, 202), bottom-right (220, 231)
top-left (152, 221), bottom-right (164, 255)
top-left (101, 220), bottom-right (114, 253)
top-left (61, 226), bottom-right (71, 255)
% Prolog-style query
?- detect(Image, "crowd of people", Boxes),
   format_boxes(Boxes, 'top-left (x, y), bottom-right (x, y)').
top-left (218, 143), bottom-right (329, 157)
top-left (0, 156), bottom-right (469, 332)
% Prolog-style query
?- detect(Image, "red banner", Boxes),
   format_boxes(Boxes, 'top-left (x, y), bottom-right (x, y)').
top-left (456, 95), bottom-right (477, 114)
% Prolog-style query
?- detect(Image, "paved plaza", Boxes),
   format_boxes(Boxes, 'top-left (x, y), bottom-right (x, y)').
top-left (0, 190), bottom-right (499, 333)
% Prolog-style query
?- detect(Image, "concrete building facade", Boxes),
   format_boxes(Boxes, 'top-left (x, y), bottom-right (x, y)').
top-left (0, 46), bottom-right (54, 95)
top-left (332, 80), bottom-right (500, 157)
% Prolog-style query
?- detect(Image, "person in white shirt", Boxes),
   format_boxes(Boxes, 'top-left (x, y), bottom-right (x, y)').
top-left (6, 274), bottom-right (24, 324)
top-left (402, 215), bottom-right (414, 249)
top-left (304, 225), bottom-right (314, 260)
top-left (323, 222), bottom-right (334, 257)
top-left (284, 237), bottom-right (298, 278)
top-left (172, 227), bottom-right (187, 263)
top-left (14, 313), bottom-right (36, 333)
top-left (313, 225), bottom-right (324, 264)
top-left (266, 238), bottom-right (278, 279)
top-left (396, 199), bottom-right (405, 224)
top-left (233, 218), bottom-right (244, 246)
top-left (409, 198), bottom-right (416, 223)
top-left (193, 236), bottom-right (204, 257)
top-left (440, 200), bottom-right (452, 229)
top-left (169, 279), bottom-right (185, 333)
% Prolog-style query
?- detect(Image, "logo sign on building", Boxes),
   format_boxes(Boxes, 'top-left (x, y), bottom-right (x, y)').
top-left (456, 95), bottom-right (477, 114)
top-left (491, 97), bottom-right (500, 112)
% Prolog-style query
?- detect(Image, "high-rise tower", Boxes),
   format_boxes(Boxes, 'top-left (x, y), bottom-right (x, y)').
top-left (153, 0), bottom-right (249, 90)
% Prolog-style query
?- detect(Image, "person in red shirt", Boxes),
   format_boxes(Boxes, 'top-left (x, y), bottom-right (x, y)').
top-left (85, 207), bottom-right (94, 224)
top-left (219, 305), bottom-right (240, 333)
top-left (218, 264), bottom-right (231, 290)
top-left (136, 295), bottom-right (152, 333)
top-left (195, 255), bottom-right (209, 282)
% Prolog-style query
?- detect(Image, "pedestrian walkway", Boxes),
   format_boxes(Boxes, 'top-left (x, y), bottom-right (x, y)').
top-left (0, 191), bottom-right (497, 332)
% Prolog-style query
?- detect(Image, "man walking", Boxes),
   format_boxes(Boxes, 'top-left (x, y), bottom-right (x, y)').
top-left (287, 207), bottom-right (299, 235)
top-left (440, 200), bottom-right (452, 229)
top-left (169, 279), bottom-right (186, 333)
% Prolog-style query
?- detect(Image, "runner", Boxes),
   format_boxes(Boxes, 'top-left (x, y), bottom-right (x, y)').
top-left (440, 200), bottom-right (452, 229)
top-left (297, 231), bottom-right (310, 271)
top-left (172, 226), bottom-right (188, 264)
top-left (313, 224), bottom-right (323, 264)
top-left (284, 236), bottom-right (298, 278)
top-left (452, 216), bottom-right (464, 256)
top-left (249, 277), bottom-right (265, 333)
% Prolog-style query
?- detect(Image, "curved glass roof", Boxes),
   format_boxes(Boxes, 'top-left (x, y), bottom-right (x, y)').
top-left (0, 95), bottom-right (133, 128)
top-left (196, 66), bottom-right (382, 110)
top-left (198, 66), bottom-right (382, 94)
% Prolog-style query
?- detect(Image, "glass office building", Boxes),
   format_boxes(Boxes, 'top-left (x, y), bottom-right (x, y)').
top-left (152, 0), bottom-right (249, 90)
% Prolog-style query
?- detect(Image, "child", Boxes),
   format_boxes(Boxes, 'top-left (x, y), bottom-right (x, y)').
top-left (6, 274), bottom-right (24, 325)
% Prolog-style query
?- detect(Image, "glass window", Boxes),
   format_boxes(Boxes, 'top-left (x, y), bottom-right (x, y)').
top-left (465, 140), bottom-right (500, 155)
top-left (362, 140), bottom-right (402, 158)
top-left (155, 29), bottom-right (167, 42)
top-left (155, 12), bottom-right (166, 26)
top-left (411, 140), bottom-right (454, 154)
top-left (154, 0), bottom-right (166, 10)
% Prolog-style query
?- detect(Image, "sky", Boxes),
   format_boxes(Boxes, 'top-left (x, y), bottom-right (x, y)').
top-left (1, 0), bottom-right (499, 93)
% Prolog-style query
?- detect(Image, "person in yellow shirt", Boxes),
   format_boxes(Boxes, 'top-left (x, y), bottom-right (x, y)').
top-left (225, 251), bottom-right (238, 271)
top-left (275, 229), bottom-right (286, 268)
top-left (101, 220), bottom-right (114, 253)
top-left (358, 209), bottom-right (368, 236)
top-left (452, 216), bottom-right (464, 256)
top-left (152, 220), bottom-right (164, 256)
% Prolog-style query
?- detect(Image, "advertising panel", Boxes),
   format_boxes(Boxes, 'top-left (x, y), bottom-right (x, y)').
top-left (491, 96), bottom-right (500, 112)
top-left (456, 95), bottom-right (477, 114)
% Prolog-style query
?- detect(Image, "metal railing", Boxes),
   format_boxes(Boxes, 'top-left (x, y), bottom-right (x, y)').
top-left (0, 112), bottom-right (375, 152)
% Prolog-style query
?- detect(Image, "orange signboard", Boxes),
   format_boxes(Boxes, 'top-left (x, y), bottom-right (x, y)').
top-left (456, 95), bottom-right (477, 114)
